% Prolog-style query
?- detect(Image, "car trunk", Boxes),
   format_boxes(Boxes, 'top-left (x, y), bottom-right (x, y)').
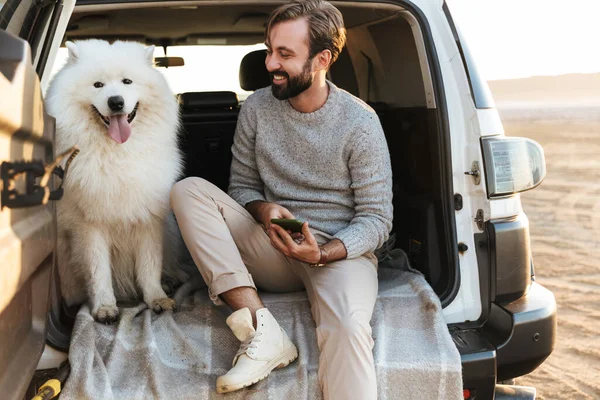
top-left (155, 3), bottom-right (459, 302)
top-left (59, 0), bottom-right (458, 302)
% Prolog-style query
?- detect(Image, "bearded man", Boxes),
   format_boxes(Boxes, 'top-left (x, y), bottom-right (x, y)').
top-left (170, 1), bottom-right (393, 398)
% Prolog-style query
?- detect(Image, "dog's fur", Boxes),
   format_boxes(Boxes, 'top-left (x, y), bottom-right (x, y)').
top-left (46, 40), bottom-right (186, 323)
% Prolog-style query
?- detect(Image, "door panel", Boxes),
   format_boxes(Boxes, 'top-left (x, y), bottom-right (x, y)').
top-left (0, 29), bottom-right (57, 399)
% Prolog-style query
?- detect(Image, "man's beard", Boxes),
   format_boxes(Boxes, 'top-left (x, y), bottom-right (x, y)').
top-left (270, 58), bottom-right (314, 100)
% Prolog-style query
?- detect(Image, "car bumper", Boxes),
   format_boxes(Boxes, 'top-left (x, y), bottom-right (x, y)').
top-left (454, 281), bottom-right (557, 399)
top-left (492, 281), bottom-right (557, 380)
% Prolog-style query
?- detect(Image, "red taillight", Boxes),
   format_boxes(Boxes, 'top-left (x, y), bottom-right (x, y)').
top-left (463, 388), bottom-right (472, 399)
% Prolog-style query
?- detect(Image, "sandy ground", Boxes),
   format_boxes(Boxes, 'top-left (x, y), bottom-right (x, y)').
top-left (497, 107), bottom-right (600, 400)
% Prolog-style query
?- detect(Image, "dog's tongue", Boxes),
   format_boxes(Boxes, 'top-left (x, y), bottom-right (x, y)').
top-left (108, 114), bottom-right (131, 144)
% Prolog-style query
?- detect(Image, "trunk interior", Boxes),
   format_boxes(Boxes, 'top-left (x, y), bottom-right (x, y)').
top-left (63, 1), bottom-right (457, 302)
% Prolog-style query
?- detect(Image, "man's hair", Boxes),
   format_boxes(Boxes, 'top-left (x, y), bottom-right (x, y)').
top-left (265, 0), bottom-right (347, 67)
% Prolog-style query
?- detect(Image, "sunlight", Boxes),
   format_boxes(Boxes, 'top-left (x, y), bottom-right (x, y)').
top-left (446, 0), bottom-right (600, 80)
top-left (49, 43), bottom-right (267, 99)
top-left (153, 44), bottom-right (266, 98)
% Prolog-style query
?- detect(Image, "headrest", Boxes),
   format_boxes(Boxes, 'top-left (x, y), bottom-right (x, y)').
top-left (239, 49), bottom-right (271, 91)
top-left (178, 91), bottom-right (239, 110)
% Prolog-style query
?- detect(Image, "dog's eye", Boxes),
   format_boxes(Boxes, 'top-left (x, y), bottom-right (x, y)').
top-left (122, 79), bottom-right (132, 85)
top-left (93, 82), bottom-right (104, 88)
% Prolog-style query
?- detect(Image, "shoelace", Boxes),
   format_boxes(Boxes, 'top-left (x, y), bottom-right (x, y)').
top-left (235, 332), bottom-right (262, 358)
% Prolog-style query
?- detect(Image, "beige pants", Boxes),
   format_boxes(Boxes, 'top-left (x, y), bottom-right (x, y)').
top-left (170, 177), bottom-right (379, 400)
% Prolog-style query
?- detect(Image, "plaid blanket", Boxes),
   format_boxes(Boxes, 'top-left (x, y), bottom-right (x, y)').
top-left (61, 250), bottom-right (462, 399)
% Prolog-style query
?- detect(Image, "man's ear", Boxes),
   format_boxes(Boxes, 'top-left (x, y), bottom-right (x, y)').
top-left (145, 45), bottom-right (155, 65)
top-left (66, 41), bottom-right (79, 63)
top-left (316, 49), bottom-right (332, 71)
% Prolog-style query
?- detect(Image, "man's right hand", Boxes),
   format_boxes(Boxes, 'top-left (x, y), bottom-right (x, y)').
top-left (245, 200), bottom-right (294, 232)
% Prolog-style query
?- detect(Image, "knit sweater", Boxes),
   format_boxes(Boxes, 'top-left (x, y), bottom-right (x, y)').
top-left (228, 81), bottom-right (393, 259)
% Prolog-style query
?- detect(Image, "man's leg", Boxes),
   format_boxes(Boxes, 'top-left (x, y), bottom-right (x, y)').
top-left (170, 177), bottom-right (303, 393)
top-left (299, 253), bottom-right (379, 400)
top-left (170, 177), bottom-right (303, 309)
top-left (220, 288), bottom-right (264, 324)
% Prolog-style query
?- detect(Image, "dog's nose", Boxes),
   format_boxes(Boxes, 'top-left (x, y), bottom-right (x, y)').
top-left (107, 96), bottom-right (124, 112)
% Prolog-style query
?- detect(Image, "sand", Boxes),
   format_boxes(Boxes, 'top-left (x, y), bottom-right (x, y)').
top-left (497, 106), bottom-right (600, 400)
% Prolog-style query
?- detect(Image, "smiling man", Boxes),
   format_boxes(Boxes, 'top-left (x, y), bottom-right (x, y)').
top-left (170, 0), bottom-right (392, 398)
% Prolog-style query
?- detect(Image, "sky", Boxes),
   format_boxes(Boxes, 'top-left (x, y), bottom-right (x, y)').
top-left (446, 0), bottom-right (600, 80)
top-left (45, 0), bottom-right (600, 94)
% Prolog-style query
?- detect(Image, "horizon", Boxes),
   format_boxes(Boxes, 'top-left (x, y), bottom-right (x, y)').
top-left (488, 70), bottom-right (600, 82)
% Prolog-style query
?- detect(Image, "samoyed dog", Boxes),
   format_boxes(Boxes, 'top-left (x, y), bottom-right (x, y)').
top-left (46, 40), bottom-right (186, 323)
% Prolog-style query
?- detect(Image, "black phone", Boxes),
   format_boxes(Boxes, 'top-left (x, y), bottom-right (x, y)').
top-left (270, 218), bottom-right (304, 233)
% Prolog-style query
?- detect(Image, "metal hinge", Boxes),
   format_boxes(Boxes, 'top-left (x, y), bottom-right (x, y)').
top-left (464, 161), bottom-right (481, 185)
top-left (475, 209), bottom-right (485, 231)
top-left (1, 146), bottom-right (79, 209)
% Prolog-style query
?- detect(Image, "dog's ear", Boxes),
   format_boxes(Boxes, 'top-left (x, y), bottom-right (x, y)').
top-left (145, 45), bottom-right (155, 65)
top-left (66, 41), bottom-right (79, 63)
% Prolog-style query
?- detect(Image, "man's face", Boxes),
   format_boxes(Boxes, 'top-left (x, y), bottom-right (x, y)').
top-left (265, 18), bottom-right (315, 100)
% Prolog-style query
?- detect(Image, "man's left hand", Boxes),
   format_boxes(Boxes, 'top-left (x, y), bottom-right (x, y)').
top-left (268, 222), bottom-right (320, 264)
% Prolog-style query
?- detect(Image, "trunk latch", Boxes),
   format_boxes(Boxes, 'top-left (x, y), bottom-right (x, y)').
top-left (464, 161), bottom-right (481, 185)
top-left (1, 146), bottom-right (79, 209)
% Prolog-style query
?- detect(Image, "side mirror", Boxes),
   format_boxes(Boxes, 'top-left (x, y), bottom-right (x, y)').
top-left (154, 57), bottom-right (184, 68)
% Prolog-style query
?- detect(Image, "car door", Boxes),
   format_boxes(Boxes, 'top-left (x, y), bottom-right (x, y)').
top-left (0, 1), bottom-right (75, 398)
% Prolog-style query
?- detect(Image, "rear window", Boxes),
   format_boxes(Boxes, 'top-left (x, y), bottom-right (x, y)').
top-left (48, 43), bottom-right (267, 101)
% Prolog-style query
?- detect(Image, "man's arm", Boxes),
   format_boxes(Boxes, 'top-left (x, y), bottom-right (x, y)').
top-left (319, 238), bottom-right (347, 263)
top-left (228, 98), bottom-right (266, 206)
top-left (333, 117), bottom-right (393, 259)
top-left (245, 200), bottom-right (267, 222)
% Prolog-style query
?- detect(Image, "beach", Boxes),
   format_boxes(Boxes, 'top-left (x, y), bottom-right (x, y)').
top-left (498, 106), bottom-right (600, 399)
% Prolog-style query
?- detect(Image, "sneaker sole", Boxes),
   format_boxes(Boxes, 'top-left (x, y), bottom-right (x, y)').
top-left (216, 345), bottom-right (299, 394)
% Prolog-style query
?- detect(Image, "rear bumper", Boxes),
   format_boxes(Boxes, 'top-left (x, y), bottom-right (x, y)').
top-left (493, 281), bottom-right (557, 380)
top-left (454, 282), bottom-right (557, 398)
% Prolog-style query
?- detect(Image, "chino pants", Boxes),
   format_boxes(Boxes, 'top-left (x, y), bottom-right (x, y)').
top-left (170, 177), bottom-right (379, 400)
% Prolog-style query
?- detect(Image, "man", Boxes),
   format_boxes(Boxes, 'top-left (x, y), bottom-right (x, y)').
top-left (170, 0), bottom-right (393, 398)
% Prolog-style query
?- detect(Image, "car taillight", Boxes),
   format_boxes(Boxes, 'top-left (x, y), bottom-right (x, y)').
top-left (481, 136), bottom-right (546, 197)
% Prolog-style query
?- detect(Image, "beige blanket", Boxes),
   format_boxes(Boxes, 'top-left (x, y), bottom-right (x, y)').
top-left (61, 250), bottom-right (462, 399)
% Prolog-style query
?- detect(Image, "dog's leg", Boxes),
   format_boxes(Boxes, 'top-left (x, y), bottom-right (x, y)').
top-left (72, 226), bottom-right (119, 323)
top-left (57, 228), bottom-right (87, 306)
top-left (136, 220), bottom-right (177, 313)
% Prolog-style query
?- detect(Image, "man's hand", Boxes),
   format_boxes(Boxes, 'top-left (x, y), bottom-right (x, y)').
top-left (268, 222), bottom-right (321, 264)
top-left (246, 201), bottom-right (294, 232)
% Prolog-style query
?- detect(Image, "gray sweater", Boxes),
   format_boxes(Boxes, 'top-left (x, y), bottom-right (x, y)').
top-left (228, 81), bottom-right (393, 259)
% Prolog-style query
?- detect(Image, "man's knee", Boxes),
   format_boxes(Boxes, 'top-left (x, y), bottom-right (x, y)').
top-left (319, 314), bottom-right (374, 347)
top-left (170, 177), bottom-right (211, 210)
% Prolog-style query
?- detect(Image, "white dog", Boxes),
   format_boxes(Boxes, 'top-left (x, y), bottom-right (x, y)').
top-left (46, 40), bottom-right (185, 323)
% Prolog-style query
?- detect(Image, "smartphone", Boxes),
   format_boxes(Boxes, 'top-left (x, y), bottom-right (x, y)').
top-left (270, 218), bottom-right (304, 233)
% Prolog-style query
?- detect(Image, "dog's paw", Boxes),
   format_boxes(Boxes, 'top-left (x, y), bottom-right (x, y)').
top-left (92, 305), bottom-right (120, 324)
top-left (150, 297), bottom-right (177, 313)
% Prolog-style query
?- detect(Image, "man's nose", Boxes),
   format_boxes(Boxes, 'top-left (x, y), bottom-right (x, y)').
top-left (107, 95), bottom-right (124, 112)
top-left (265, 53), bottom-right (280, 72)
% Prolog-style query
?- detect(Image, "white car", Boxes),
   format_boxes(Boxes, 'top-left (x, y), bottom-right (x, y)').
top-left (0, 0), bottom-right (556, 399)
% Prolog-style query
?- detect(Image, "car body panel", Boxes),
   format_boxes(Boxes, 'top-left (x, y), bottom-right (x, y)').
top-left (0, 29), bottom-right (56, 400)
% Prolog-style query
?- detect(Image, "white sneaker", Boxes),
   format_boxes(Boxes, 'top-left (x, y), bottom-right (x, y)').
top-left (216, 307), bottom-right (298, 394)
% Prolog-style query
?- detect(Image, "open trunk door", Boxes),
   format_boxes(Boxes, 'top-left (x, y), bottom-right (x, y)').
top-left (0, 1), bottom-right (75, 398)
